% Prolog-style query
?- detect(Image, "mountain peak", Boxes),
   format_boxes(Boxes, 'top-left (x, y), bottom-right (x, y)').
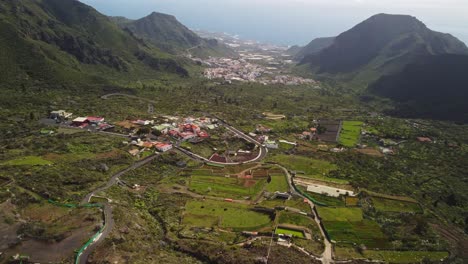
top-left (300, 13), bottom-right (468, 81)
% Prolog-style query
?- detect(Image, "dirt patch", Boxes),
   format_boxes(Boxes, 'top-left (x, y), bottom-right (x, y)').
top-left (345, 197), bottom-right (359, 207)
top-left (317, 120), bottom-right (341, 143)
top-left (295, 177), bottom-right (354, 191)
top-left (95, 149), bottom-right (122, 159)
top-left (2, 202), bottom-right (102, 263)
top-left (115, 120), bottom-right (139, 129)
top-left (243, 180), bottom-right (257, 188)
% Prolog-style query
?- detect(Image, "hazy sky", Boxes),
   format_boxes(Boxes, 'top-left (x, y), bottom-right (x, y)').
top-left (80, 0), bottom-right (468, 46)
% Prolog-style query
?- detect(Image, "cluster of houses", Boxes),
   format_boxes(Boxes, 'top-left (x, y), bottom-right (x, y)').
top-left (127, 139), bottom-right (173, 156)
top-left (152, 116), bottom-right (216, 142)
top-left (71, 116), bottom-right (114, 131)
top-left (48, 110), bottom-right (114, 131)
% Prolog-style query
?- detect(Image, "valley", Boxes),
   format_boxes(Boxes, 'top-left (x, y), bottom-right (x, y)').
top-left (0, 1), bottom-right (467, 264)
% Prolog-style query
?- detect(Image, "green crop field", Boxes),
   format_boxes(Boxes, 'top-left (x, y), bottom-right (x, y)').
top-left (339, 121), bottom-right (363, 147)
top-left (268, 154), bottom-right (337, 178)
top-left (278, 212), bottom-right (319, 232)
top-left (275, 227), bottom-right (305, 238)
top-left (2, 156), bottom-right (52, 166)
top-left (371, 197), bottom-right (421, 213)
top-left (189, 175), bottom-right (266, 198)
top-left (324, 220), bottom-right (389, 248)
top-left (363, 250), bottom-right (449, 263)
top-left (265, 175), bottom-right (289, 193)
top-left (317, 207), bottom-right (363, 222)
top-left (184, 200), bottom-right (272, 230)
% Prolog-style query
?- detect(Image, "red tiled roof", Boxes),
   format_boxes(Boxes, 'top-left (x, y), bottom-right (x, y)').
top-left (87, 116), bottom-right (104, 121)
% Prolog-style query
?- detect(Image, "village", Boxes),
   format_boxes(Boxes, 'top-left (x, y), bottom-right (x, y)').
top-left (200, 56), bottom-right (318, 86)
top-left (47, 110), bottom-right (223, 157)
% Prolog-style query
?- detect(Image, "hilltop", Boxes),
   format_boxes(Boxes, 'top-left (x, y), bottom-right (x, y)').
top-left (0, 0), bottom-right (189, 89)
top-left (112, 12), bottom-right (236, 58)
top-left (299, 14), bottom-right (468, 85)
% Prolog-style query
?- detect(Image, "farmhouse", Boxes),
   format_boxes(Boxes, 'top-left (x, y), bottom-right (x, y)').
top-left (197, 131), bottom-right (210, 138)
top-left (132, 119), bottom-right (153, 126)
top-left (87, 116), bottom-right (105, 124)
top-left (265, 139), bottom-right (279, 149)
top-left (180, 132), bottom-right (196, 141)
top-left (273, 191), bottom-right (291, 200)
top-left (155, 143), bottom-right (173, 152)
top-left (72, 117), bottom-right (89, 128)
top-left (49, 110), bottom-right (73, 119)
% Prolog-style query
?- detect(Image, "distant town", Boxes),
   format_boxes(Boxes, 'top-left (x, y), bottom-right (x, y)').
top-left (193, 31), bottom-right (320, 86)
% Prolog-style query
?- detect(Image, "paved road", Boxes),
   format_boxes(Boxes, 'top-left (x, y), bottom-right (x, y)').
top-left (77, 154), bottom-right (159, 264)
top-left (77, 205), bottom-right (114, 264)
top-left (276, 164), bottom-right (333, 264)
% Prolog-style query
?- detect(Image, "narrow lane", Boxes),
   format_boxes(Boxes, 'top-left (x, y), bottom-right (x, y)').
top-left (77, 154), bottom-right (159, 264)
top-left (276, 164), bottom-right (333, 264)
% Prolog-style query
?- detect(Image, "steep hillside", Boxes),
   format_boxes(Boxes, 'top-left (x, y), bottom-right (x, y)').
top-left (0, 0), bottom-right (188, 88)
top-left (112, 12), bottom-right (236, 57)
top-left (369, 54), bottom-right (468, 122)
top-left (293, 37), bottom-right (335, 61)
top-left (300, 14), bottom-right (468, 84)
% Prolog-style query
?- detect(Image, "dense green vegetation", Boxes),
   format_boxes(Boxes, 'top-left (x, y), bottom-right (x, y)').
top-left (369, 54), bottom-right (468, 122)
top-left (112, 12), bottom-right (235, 57)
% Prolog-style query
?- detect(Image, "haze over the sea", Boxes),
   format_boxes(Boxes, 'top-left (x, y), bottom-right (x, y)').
top-left (80, 0), bottom-right (468, 46)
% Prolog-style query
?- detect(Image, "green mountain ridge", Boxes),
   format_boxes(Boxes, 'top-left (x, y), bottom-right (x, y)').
top-left (0, 0), bottom-right (189, 89)
top-left (293, 37), bottom-right (335, 61)
top-left (111, 12), bottom-right (236, 58)
top-left (300, 13), bottom-right (468, 86)
top-left (369, 54), bottom-right (468, 122)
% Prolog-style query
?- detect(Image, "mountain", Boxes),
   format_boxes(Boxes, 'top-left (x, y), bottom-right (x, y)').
top-left (0, 0), bottom-right (188, 88)
top-left (112, 12), bottom-right (236, 58)
top-left (293, 37), bottom-right (335, 61)
top-left (369, 54), bottom-right (468, 122)
top-left (286, 45), bottom-right (302, 56)
top-left (300, 14), bottom-right (468, 84)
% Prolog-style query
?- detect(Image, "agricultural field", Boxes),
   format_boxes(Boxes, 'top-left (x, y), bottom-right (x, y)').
top-left (316, 120), bottom-right (342, 143)
top-left (345, 196), bottom-right (359, 207)
top-left (371, 197), bottom-right (422, 213)
top-left (324, 220), bottom-right (389, 248)
top-left (189, 175), bottom-right (266, 199)
top-left (267, 154), bottom-right (339, 181)
top-left (183, 200), bottom-right (273, 231)
top-left (265, 174), bottom-right (289, 193)
top-left (317, 207), bottom-right (363, 222)
top-left (339, 121), bottom-right (363, 147)
top-left (275, 227), bottom-right (305, 238)
top-left (1, 156), bottom-right (52, 166)
top-left (335, 247), bottom-right (449, 263)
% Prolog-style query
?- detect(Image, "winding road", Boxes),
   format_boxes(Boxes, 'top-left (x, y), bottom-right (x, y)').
top-left (275, 165), bottom-right (333, 264)
top-left (76, 154), bottom-right (159, 264)
top-left (83, 93), bottom-right (330, 263)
